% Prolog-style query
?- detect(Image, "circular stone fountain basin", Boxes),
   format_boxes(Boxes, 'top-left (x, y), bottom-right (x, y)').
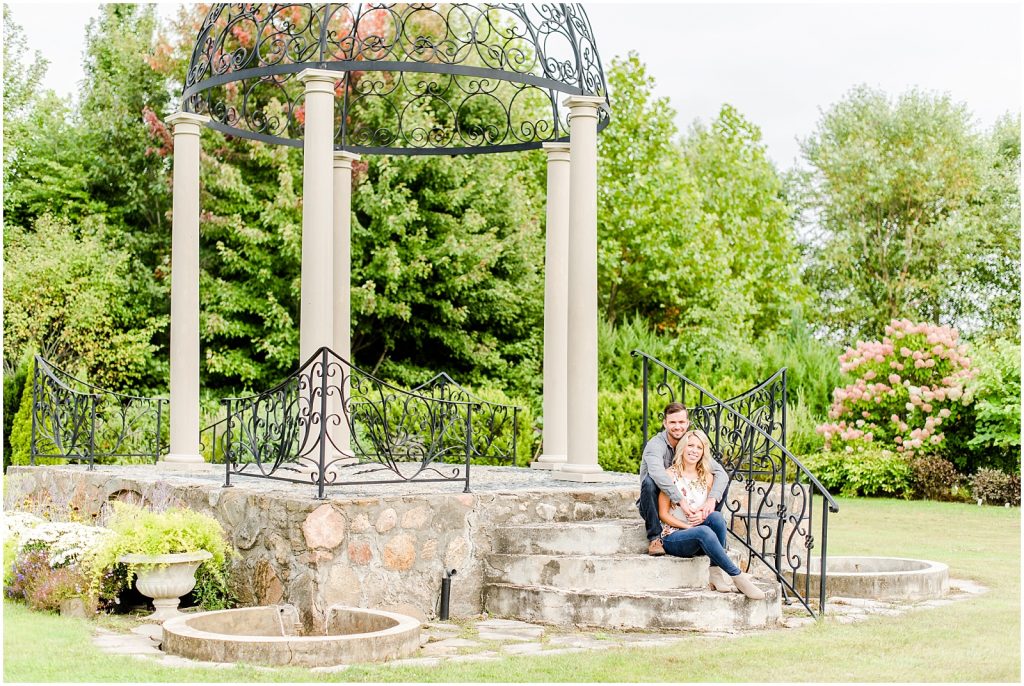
top-left (795, 556), bottom-right (949, 601)
top-left (161, 605), bottom-right (420, 667)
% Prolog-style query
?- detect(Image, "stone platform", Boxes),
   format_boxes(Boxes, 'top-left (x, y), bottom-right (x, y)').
top-left (4, 464), bottom-right (643, 627)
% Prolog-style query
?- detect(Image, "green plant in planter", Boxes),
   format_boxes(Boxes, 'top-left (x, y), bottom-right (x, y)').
top-left (88, 502), bottom-right (235, 609)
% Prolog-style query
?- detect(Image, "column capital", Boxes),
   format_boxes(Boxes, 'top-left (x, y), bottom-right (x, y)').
top-left (542, 141), bottom-right (571, 161)
top-left (166, 111), bottom-right (210, 135)
top-left (333, 150), bottom-right (361, 168)
top-left (298, 67), bottom-right (339, 90)
top-left (562, 94), bottom-right (606, 113)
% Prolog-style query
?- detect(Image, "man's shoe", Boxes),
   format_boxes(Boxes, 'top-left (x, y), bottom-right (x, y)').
top-left (648, 538), bottom-right (665, 556)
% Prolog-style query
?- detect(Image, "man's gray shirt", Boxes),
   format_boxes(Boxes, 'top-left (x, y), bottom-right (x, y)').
top-left (640, 430), bottom-right (729, 505)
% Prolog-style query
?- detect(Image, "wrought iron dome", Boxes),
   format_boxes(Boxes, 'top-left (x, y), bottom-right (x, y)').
top-left (182, 3), bottom-right (610, 155)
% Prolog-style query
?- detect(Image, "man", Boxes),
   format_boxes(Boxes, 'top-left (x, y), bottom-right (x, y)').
top-left (638, 402), bottom-right (729, 555)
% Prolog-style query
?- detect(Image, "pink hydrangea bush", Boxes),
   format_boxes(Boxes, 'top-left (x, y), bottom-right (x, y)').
top-left (816, 320), bottom-right (976, 457)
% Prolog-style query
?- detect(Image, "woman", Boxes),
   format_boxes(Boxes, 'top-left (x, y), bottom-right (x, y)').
top-left (657, 429), bottom-right (765, 600)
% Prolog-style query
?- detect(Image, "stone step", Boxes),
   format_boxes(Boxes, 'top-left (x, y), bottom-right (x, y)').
top-left (485, 553), bottom-right (709, 591)
top-left (492, 519), bottom-right (647, 556)
top-left (483, 581), bottom-right (781, 632)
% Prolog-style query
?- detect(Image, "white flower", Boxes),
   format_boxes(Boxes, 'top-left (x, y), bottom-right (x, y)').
top-left (3, 511), bottom-right (45, 543)
top-left (9, 516), bottom-right (114, 568)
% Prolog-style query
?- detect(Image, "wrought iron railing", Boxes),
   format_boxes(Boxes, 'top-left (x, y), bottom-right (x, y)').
top-left (410, 373), bottom-right (520, 466)
top-left (31, 356), bottom-right (167, 468)
top-left (222, 347), bottom-right (476, 498)
top-left (198, 416), bottom-right (230, 464)
top-left (632, 350), bottom-right (839, 618)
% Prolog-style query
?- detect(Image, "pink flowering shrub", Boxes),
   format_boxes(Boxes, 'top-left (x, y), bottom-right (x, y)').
top-left (816, 319), bottom-right (976, 457)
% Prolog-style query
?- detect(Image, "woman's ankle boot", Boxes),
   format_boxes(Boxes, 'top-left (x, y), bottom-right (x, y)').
top-left (708, 566), bottom-right (737, 593)
top-left (732, 572), bottom-right (766, 600)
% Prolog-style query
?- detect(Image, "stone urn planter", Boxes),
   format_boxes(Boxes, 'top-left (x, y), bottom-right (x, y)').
top-left (120, 550), bottom-right (213, 622)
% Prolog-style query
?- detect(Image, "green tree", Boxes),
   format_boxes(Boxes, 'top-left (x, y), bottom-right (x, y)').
top-left (2, 6), bottom-right (48, 185)
top-left (941, 114), bottom-right (1021, 339)
top-left (197, 133), bottom-right (305, 388)
top-left (682, 105), bottom-right (805, 337)
top-left (799, 86), bottom-right (1014, 341)
top-left (3, 215), bottom-right (161, 389)
top-left (78, 3), bottom-right (173, 236)
top-left (351, 149), bottom-right (547, 392)
top-left (598, 54), bottom-right (803, 374)
top-left (597, 52), bottom-right (708, 326)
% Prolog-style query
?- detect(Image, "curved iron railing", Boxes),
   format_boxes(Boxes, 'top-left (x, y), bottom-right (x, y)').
top-left (223, 347), bottom-right (475, 498)
top-left (722, 368), bottom-right (787, 450)
top-left (411, 373), bottom-right (520, 466)
top-left (31, 356), bottom-right (167, 469)
top-left (632, 350), bottom-right (839, 617)
top-left (181, 3), bottom-right (610, 155)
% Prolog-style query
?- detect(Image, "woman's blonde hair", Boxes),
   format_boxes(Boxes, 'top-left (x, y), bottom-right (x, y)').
top-left (672, 429), bottom-right (714, 486)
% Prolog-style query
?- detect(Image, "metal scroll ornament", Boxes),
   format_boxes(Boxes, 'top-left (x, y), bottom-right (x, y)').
top-left (181, 3), bottom-right (610, 154)
top-left (222, 347), bottom-right (478, 498)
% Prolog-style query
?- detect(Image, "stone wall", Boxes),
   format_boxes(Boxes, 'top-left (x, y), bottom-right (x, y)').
top-left (3, 466), bottom-right (638, 625)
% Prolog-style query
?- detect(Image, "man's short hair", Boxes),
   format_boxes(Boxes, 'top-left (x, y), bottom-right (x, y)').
top-left (664, 402), bottom-right (688, 418)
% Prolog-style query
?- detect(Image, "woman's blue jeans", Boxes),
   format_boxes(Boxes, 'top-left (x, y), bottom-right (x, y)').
top-left (661, 511), bottom-right (740, 576)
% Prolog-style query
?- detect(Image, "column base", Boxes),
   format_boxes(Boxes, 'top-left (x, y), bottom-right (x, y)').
top-left (158, 455), bottom-right (215, 472)
top-left (548, 465), bottom-right (614, 483)
top-left (530, 454), bottom-right (567, 470)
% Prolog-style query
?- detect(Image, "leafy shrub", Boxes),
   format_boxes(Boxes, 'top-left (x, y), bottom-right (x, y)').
top-left (817, 320), bottom-right (975, 457)
top-left (801, 448), bottom-right (913, 498)
top-left (970, 468), bottom-right (1021, 506)
top-left (910, 456), bottom-right (968, 502)
top-left (3, 512), bottom-right (114, 610)
top-left (5, 549), bottom-right (50, 602)
top-left (786, 391), bottom-right (825, 457)
top-left (189, 557), bottom-right (237, 610)
top-left (598, 314), bottom-right (673, 392)
top-left (799, 451), bottom-right (848, 494)
top-left (7, 370), bottom-right (66, 467)
top-left (6, 550), bottom-right (93, 612)
top-left (965, 338), bottom-right (1021, 474)
top-left (466, 386), bottom-right (537, 467)
top-left (3, 538), bottom-right (18, 590)
top-left (597, 389), bottom-right (645, 474)
top-left (3, 352), bottom-right (33, 469)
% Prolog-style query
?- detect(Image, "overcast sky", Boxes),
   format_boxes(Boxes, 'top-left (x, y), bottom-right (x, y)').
top-left (7, 1), bottom-right (1021, 170)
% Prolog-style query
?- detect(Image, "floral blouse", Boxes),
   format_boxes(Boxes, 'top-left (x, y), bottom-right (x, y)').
top-left (660, 469), bottom-right (711, 538)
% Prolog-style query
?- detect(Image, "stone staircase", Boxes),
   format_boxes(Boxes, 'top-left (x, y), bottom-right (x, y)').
top-left (482, 519), bottom-right (781, 632)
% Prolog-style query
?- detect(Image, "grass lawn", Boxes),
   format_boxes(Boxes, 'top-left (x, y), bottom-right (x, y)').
top-left (3, 497), bottom-right (1020, 682)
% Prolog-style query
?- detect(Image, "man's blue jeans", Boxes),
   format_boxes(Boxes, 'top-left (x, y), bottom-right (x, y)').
top-left (637, 476), bottom-right (664, 541)
top-left (661, 511), bottom-right (740, 576)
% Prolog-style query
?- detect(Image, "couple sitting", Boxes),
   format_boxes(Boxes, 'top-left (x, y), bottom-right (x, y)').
top-left (638, 402), bottom-right (764, 600)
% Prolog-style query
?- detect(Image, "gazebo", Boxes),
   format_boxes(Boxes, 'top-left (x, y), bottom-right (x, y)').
top-left (162, 3), bottom-right (612, 482)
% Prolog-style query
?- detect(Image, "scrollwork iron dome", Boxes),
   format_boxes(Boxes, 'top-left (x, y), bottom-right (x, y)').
top-left (182, 3), bottom-right (610, 155)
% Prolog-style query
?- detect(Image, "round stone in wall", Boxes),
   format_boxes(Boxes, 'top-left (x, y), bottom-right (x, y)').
top-left (301, 504), bottom-right (346, 550)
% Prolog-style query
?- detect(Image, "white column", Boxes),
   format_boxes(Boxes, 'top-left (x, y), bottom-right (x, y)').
top-left (555, 95), bottom-right (609, 482)
top-left (332, 151), bottom-right (359, 456)
top-left (532, 142), bottom-right (570, 470)
top-left (332, 151), bottom-right (359, 364)
top-left (161, 111), bottom-right (209, 467)
top-left (298, 69), bottom-right (337, 363)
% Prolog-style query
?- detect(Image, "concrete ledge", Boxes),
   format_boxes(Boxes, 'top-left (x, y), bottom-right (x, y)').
top-left (483, 582), bottom-right (781, 632)
top-left (162, 605), bottom-right (420, 667)
top-left (486, 552), bottom-right (709, 591)
top-left (795, 556), bottom-right (950, 602)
